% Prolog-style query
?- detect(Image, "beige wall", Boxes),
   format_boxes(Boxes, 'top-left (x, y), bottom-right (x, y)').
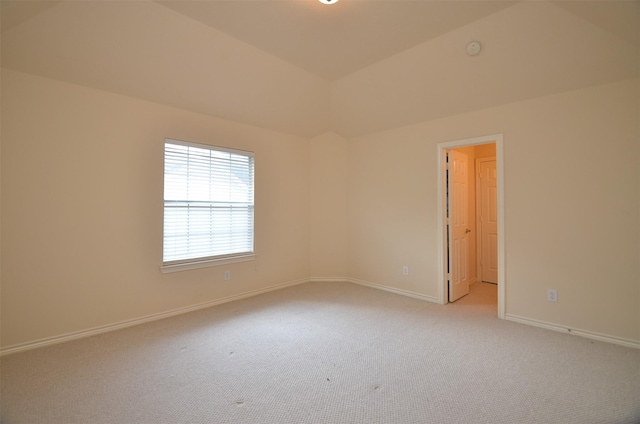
top-left (348, 78), bottom-right (640, 342)
top-left (1, 70), bottom-right (311, 348)
top-left (309, 132), bottom-right (348, 278)
top-left (2, 70), bottom-right (639, 349)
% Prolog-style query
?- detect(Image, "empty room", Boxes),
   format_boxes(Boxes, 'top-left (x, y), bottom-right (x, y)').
top-left (1, 1), bottom-right (639, 423)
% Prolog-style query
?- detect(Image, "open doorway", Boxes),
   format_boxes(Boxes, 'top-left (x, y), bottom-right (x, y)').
top-left (437, 134), bottom-right (505, 318)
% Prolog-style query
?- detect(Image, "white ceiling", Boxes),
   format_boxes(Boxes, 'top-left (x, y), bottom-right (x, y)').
top-left (155, 0), bottom-right (517, 81)
top-left (1, 0), bottom-right (638, 137)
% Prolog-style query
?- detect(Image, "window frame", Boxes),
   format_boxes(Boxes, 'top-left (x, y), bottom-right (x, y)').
top-left (161, 138), bottom-right (255, 274)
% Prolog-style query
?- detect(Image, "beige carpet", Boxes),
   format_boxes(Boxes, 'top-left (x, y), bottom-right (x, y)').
top-left (1, 281), bottom-right (639, 424)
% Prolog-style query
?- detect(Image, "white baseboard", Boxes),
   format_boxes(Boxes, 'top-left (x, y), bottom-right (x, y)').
top-left (309, 277), bottom-right (348, 283)
top-left (6, 279), bottom-right (636, 355)
top-left (346, 278), bottom-right (440, 304)
top-left (0, 278), bottom-right (310, 357)
top-left (343, 279), bottom-right (639, 349)
top-left (505, 314), bottom-right (640, 349)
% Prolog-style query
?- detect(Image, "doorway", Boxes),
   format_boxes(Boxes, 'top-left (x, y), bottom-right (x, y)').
top-left (437, 134), bottom-right (505, 318)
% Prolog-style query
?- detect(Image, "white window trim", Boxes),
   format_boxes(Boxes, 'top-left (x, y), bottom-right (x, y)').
top-left (160, 253), bottom-right (256, 274)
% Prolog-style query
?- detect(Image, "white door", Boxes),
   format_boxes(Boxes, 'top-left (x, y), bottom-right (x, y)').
top-left (448, 150), bottom-right (470, 302)
top-left (479, 159), bottom-right (498, 283)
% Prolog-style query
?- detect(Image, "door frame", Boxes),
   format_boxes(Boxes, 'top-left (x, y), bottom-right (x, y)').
top-left (436, 134), bottom-right (505, 318)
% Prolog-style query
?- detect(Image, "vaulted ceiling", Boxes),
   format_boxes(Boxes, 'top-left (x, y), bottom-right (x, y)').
top-left (1, 0), bottom-right (638, 137)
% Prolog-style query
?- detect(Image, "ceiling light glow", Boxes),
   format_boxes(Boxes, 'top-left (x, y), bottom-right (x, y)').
top-left (319, 0), bottom-right (339, 4)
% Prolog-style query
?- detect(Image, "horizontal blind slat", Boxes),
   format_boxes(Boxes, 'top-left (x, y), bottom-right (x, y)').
top-left (163, 140), bottom-right (254, 263)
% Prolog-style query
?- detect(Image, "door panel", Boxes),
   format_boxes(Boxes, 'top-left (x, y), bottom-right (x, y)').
top-left (479, 159), bottom-right (498, 283)
top-left (448, 150), bottom-right (470, 301)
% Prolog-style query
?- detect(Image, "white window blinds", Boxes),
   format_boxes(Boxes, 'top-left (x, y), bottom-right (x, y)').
top-left (163, 139), bottom-right (254, 265)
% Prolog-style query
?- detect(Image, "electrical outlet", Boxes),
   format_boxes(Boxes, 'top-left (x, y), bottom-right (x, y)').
top-left (402, 266), bottom-right (409, 276)
top-left (547, 289), bottom-right (557, 302)
top-left (224, 270), bottom-right (231, 281)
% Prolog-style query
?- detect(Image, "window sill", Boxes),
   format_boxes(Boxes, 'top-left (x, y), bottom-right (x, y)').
top-left (161, 254), bottom-right (256, 274)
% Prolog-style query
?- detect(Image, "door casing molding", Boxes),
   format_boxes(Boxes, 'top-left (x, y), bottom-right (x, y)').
top-left (436, 134), bottom-right (505, 318)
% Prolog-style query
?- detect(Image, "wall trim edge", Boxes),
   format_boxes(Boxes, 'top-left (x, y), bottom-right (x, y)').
top-left (505, 313), bottom-right (640, 349)
top-left (309, 277), bottom-right (349, 283)
top-left (6, 279), bottom-right (635, 355)
top-left (346, 278), bottom-right (440, 303)
top-left (0, 278), bottom-right (310, 356)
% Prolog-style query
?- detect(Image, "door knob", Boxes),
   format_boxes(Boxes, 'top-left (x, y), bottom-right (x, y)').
top-left (465, 228), bottom-right (471, 233)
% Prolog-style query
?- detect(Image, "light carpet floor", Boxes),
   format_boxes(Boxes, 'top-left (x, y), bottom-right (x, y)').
top-left (1, 281), bottom-right (639, 424)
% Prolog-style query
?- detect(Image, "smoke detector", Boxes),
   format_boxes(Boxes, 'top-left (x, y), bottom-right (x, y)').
top-left (466, 41), bottom-right (481, 56)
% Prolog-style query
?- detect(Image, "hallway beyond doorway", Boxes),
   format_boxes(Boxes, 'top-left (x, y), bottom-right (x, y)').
top-left (451, 281), bottom-right (497, 316)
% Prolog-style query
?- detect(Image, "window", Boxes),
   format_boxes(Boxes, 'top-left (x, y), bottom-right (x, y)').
top-left (162, 139), bottom-right (254, 272)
